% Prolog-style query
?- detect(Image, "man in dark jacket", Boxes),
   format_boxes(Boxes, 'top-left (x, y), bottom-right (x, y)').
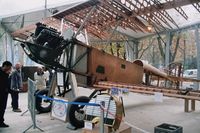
top-left (0, 61), bottom-right (12, 128)
top-left (9, 63), bottom-right (23, 112)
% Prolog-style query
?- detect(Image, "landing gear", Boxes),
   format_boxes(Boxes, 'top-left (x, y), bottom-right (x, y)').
top-left (67, 96), bottom-right (90, 128)
top-left (35, 89), bottom-right (52, 113)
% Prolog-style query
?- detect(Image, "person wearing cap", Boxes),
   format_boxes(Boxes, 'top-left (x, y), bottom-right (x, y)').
top-left (9, 63), bottom-right (23, 112)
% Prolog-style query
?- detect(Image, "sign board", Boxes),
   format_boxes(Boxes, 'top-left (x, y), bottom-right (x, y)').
top-left (111, 88), bottom-right (129, 96)
top-left (111, 88), bottom-right (119, 95)
top-left (51, 98), bottom-right (68, 122)
top-left (57, 72), bottom-right (64, 86)
top-left (85, 95), bottom-right (116, 126)
top-left (28, 78), bottom-right (37, 127)
top-left (154, 92), bottom-right (163, 102)
top-left (121, 88), bottom-right (129, 95)
top-left (84, 121), bottom-right (93, 130)
top-left (24, 79), bottom-right (43, 133)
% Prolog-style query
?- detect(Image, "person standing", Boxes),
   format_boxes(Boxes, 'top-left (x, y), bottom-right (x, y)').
top-left (0, 61), bottom-right (12, 128)
top-left (34, 66), bottom-right (46, 90)
top-left (9, 63), bottom-right (23, 112)
top-left (42, 67), bottom-right (50, 86)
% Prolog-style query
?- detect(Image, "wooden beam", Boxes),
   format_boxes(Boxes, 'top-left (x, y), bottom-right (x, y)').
top-left (136, 0), bottom-right (199, 16)
top-left (101, 0), bottom-right (149, 32)
top-left (191, 100), bottom-right (196, 111)
top-left (53, 0), bottom-right (99, 19)
top-left (184, 99), bottom-right (189, 112)
top-left (93, 84), bottom-right (200, 101)
top-left (95, 81), bottom-right (200, 100)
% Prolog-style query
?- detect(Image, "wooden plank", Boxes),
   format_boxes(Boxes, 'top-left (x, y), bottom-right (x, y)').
top-left (191, 100), bottom-right (196, 111)
top-left (136, 0), bottom-right (200, 16)
top-left (93, 83), bottom-right (200, 101)
top-left (184, 99), bottom-right (189, 112)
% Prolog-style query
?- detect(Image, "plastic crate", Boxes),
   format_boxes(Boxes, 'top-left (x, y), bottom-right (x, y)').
top-left (154, 123), bottom-right (183, 133)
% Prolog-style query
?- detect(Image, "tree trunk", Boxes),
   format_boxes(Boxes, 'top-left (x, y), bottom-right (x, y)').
top-left (109, 43), bottom-right (114, 55)
top-left (157, 37), bottom-right (165, 62)
top-left (171, 33), bottom-right (180, 62)
top-left (116, 43), bottom-right (120, 57)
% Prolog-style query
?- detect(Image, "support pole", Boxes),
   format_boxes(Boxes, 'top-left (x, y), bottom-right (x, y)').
top-left (184, 99), bottom-right (196, 112)
top-left (85, 29), bottom-right (89, 45)
top-left (157, 77), bottom-right (160, 87)
top-left (195, 26), bottom-right (200, 90)
top-left (165, 32), bottom-right (171, 67)
top-left (184, 99), bottom-right (189, 112)
top-left (125, 40), bottom-right (138, 61)
top-left (60, 18), bottom-right (64, 35)
top-left (191, 100), bottom-right (196, 111)
top-left (165, 32), bottom-right (172, 88)
top-left (125, 41), bottom-right (134, 61)
top-left (73, 6), bottom-right (96, 38)
top-left (100, 101), bottom-right (105, 133)
top-left (133, 41), bottom-right (139, 59)
top-left (106, 19), bottom-right (121, 45)
top-left (44, 0), bottom-right (47, 18)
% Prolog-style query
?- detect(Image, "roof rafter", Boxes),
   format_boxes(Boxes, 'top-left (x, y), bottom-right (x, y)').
top-left (136, 0), bottom-right (200, 16)
top-left (193, 3), bottom-right (200, 13)
top-left (11, 0), bottom-right (200, 40)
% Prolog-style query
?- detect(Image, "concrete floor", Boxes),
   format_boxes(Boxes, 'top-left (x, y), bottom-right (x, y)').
top-left (1, 88), bottom-right (200, 133)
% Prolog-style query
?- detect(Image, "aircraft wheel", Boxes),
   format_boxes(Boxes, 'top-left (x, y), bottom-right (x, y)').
top-left (35, 89), bottom-right (52, 113)
top-left (68, 96), bottom-right (90, 128)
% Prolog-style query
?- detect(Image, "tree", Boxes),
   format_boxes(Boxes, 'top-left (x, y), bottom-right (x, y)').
top-left (157, 36), bottom-right (166, 63)
top-left (138, 38), bottom-right (154, 59)
top-left (170, 32), bottom-right (181, 62)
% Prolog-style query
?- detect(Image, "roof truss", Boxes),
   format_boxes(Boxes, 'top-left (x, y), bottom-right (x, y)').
top-left (12, 0), bottom-right (200, 40)
top-left (52, 0), bottom-right (200, 39)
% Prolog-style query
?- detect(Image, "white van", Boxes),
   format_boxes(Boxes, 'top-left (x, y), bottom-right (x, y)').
top-left (182, 69), bottom-right (198, 89)
top-left (183, 69), bottom-right (197, 79)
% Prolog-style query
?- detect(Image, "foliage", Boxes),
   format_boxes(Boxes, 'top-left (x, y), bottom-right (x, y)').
top-left (138, 30), bottom-right (197, 69)
top-left (91, 41), bottom-right (126, 59)
top-left (90, 29), bottom-right (198, 71)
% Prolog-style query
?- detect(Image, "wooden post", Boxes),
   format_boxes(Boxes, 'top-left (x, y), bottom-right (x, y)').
top-left (157, 77), bottom-right (160, 87)
top-left (149, 74), bottom-right (152, 85)
top-left (191, 100), bottom-right (196, 111)
top-left (184, 99), bottom-right (189, 112)
top-left (184, 99), bottom-right (196, 112)
top-left (195, 26), bottom-right (200, 90)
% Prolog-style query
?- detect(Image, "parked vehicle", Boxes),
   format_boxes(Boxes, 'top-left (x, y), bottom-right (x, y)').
top-left (182, 69), bottom-right (197, 89)
top-left (183, 69), bottom-right (197, 79)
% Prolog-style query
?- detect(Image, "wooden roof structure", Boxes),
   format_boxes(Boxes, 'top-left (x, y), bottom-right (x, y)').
top-left (11, 18), bottom-right (64, 40)
top-left (12, 0), bottom-right (200, 40)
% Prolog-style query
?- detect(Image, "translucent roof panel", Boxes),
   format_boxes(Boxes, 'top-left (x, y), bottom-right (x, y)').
top-left (117, 4), bottom-right (200, 39)
top-left (50, 0), bottom-right (200, 39)
top-left (166, 5), bottom-right (200, 28)
top-left (0, 0), bottom-right (87, 19)
top-left (9, 0), bottom-right (200, 39)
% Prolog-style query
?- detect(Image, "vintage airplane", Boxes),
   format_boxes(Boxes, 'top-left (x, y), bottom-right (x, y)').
top-left (13, 22), bottom-right (200, 130)
top-left (12, 0), bottom-right (200, 131)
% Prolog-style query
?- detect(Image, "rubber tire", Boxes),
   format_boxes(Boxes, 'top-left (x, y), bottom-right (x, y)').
top-left (35, 89), bottom-right (52, 113)
top-left (68, 96), bottom-right (90, 128)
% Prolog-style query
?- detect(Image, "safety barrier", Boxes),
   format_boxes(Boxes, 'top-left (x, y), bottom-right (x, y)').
top-left (36, 94), bottom-right (150, 133)
top-left (36, 94), bottom-right (105, 133)
top-left (37, 95), bottom-right (100, 107)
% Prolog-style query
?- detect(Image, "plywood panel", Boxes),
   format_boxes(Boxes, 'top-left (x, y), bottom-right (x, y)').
top-left (88, 48), bottom-right (144, 85)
